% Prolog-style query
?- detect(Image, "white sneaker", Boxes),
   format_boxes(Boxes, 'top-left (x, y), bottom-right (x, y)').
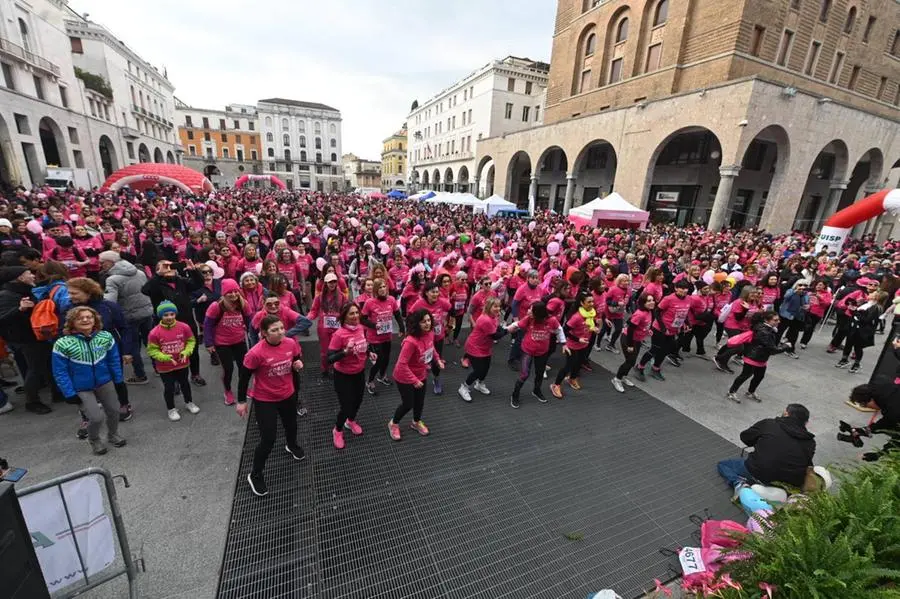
top-left (457, 384), bottom-right (472, 402)
top-left (185, 402), bottom-right (200, 414)
top-left (472, 380), bottom-right (491, 395)
top-left (611, 378), bottom-right (625, 393)
top-left (0, 402), bottom-right (14, 415)
top-left (167, 408), bottom-right (181, 422)
top-left (621, 376), bottom-right (635, 387)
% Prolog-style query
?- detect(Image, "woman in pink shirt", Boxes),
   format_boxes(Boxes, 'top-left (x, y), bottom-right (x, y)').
top-left (236, 315), bottom-right (305, 497)
top-left (308, 272), bottom-right (347, 377)
top-left (506, 301), bottom-right (564, 407)
top-left (409, 282), bottom-right (453, 395)
top-left (597, 274), bottom-right (629, 354)
top-left (388, 308), bottom-right (445, 441)
top-left (361, 279), bottom-right (404, 395)
top-left (799, 280), bottom-right (832, 348)
top-left (327, 303), bottom-right (376, 450)
top-left (550, 293), bottom-right (596, 399)
top-left (448, 272), bottom-right (470, 346)
top-left (458, 297), bottom-right (509, 402)
top-left (204, 278), bottom-right (250, 406)
top-left (611, 293), bottom-right (656, 392)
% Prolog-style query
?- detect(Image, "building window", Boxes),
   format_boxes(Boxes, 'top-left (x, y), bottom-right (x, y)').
top-left (284, 149), bottom-right (291, 161)
top-left (877, 76), bottom-right (887, 99)
top-left (330, 123), bottom-right (336, 134)
top-left (283, 133), bottom-right (290, 146)
top-left (331, 152), bottom-right (337, 162)
top-left (819, 0), bottom-right (831, 23)
top-left (59, 86), bottom-right (69, 108)
top-left (892, 30), bottom-right (900, 56)
top-left (804, 41), bottom-right (821, 76)
top-left (33, 76), bottom-right (43, 100)
top-left (265, 116), bottom-right (272, 127)
top-left (69, 36), bottom-right (83, 53)
top-left (233, 119), bottom-right (240, 129)
top-left (235, 134), bottom-right (242, 143)
top-left (204, 132), bottom-right (211, 142)
top-left (249, 121), bottom-right (255, 131)
top-left (298, 121), bottom-right (305, 132)
top-left (653, 0), bottom-right (668, 26)
top-left (88, 99), bottom-right (96, 117)
top-left (848, 65), bottom-right (861, 90)
top-left (585, 33), bottom-right (597, 56)
top-left (616, 18), bottom-right (629, 43)
top-left (104, 105), bottom-right (110, 120)
top-left (218, 118), bottom-right (225, 130)
top-left (829, 51), bottom-right (845, 83)
top-left (250, 136), bottom-right (255, 144)
top-left (843, 7), bottom-right (856, 34)
top-left (608, 58), bottom-right (624, 84)
top-left (188, 145), bottom-right (195, 156)
top-left (750, 26), bottom-right (765, 57)
top-left (201, 117), bottom-right (208, 128)
top-left (645, 44), bottom-right (662, 72)
top-left (579, 70), bottom-right (592, 92)
top-left (862, 16), bottom-right (876, 43)
top-left (281, 118), bottom-right (289, 131)
top-left (222, 147), bottom-right (230, 159)
top-left (187, 130), bottom-right (194, 140)
top-left (315, 137), bottom-right (322, 149)
top-left (790, 0), bottom-right (801, 9)
top-left (504, 102), bottom-right (513, 119)
top-left (522, 106), bottom-right (530, 121)
top-left (68, 127), bottom-right (79, 144)
top-left (299, 135), bottom-right (306, 147)
top-left (206, 147), bottom-right (214, 159)
top-left (251, 150), bottom-right (258, 160)
top-left (534, 105), bottom-right (541, 121)
top-left (316, 152), bottom-right (322, 163)
top-left (266, 132), bottom-right (273, 142)
top-left (267, 148), bottom-right (275, 157)
top-left (330, 138), bottom-right (336, 148)
top-left (185, 115), bottom-right (193, 127)
top-left (525, 81), bottom-right (533, 94)
top-left (895, 85), bottom-right (900, 107)
top-left (1, 63), bottom-right (14, 90)
top-left (269, 162), bottom-right (275, 171)
top-left (776, 29), bottom-right (794, 66)
top-left (507, 77), bottom-right (515, 92)
top-left (314, 122), bottom-right (321, 134)
top-left (126, 142), bottom-right (135, 159)
top-left (221, 133), bottom-right (228, 142)
top-left (236, 149), bottom-right (244, 162)
top-left (18, 18), bottom-right (31, 53)
top-left (300, 150), bottom-right (307, 161)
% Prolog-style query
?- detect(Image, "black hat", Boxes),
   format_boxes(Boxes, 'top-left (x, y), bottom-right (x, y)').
top-left (0, 265), bottom-right (28, 284)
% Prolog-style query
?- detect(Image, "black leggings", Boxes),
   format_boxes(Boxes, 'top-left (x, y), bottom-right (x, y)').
top-left (776, 318), bottom-right (803, 350)
top-left (160, 368), bottom-right (192, 410)
top-left (599, 318), bottom-right (624, 347)
top-left (554, 347), bottom-right (588, 384)
top-left (639, 330), bottom-right (676, 369)
top-left (841, 334), bottom-right (866, 363)
top-left (394, 381), bottom-right (426, 423)
top-left (334, 369), bottom-right (365, 429)
top-left (716, 328), bottom-right (747, 362)
top-left (680, 324), bottom-right (712, 355)
top-left (616, 338), bottom-right (641, 379)
top-left (252, 395), bottom-right (298, 475)
top-left (800, 313), bottom-right (821, 345)
top-left (216, 341), bottom-right (248, 392)
top-left (517, 351), bottom-right (550, 393)
top-left (729, 363), bottom-right (766, 393)
top-left (465, 355), bottom-right (492, 385)
top-left (367, 341), bottom-right (391, 382)
top-left (430, 339), bottom-right (445, 377)
top-left (451, 313), bottom-right (465, 341)
top-left (714, 321), bottom-right (725, 343)
top-left (830, 313), bottom-right (850, 348)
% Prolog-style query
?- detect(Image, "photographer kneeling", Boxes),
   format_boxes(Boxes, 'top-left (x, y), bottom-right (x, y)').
top-left (841, 382), bottom-right (900, 461)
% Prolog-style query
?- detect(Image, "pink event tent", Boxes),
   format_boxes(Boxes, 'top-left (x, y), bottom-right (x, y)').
top-left (567, 193), bottom-right (649, 229)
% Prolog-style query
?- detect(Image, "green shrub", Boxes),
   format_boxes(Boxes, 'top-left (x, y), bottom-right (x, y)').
top-left (694, 452), bottom-right (900, 598)
top-left (74, 67), bottom-right (113, 99)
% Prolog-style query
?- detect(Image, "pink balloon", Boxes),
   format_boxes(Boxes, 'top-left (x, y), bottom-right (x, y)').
top-left (350, 217), bottom-right (360, 228)
top-left (554, 232), bottom-right (564, 242)
top-left (731, 271), bottom-right (745, 282)
top-left (702, 270), bottom-right (715, 285)
top-left (375, 230), bottom-right (385, 239)
top-left (528, 221), bottom-right (536, 231)
top-left (547, 241), bottom-right (560, 256)
top-left (26, 220), bottom-right (43, 234)
top-left (315, 257), bottom-right (327, 271)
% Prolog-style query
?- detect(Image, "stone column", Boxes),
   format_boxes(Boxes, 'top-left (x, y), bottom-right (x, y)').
top-left (563, 174), bottom-right (576, 215)
top-left (851, 184), bottom-right (881, 238)
top-left (474, 176), bottom-right (481, 198)
top-left (528, 175), bottom-right (538, 215)
top-left (814, 180), bottom-right (849, 230)
top-left (707, 165), bottom-right (741, 231)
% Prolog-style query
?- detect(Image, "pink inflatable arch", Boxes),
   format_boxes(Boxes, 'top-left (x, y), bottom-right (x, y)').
top-left (100, 163), bottom-right (213, 194)
top-left (234, 174), bottom-right (287, 190)
top-left (816, 188), bottom-right (900, 253)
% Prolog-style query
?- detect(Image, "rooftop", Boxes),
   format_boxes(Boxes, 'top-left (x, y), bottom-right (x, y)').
top-left (258, 98), bottom-right (339, 112)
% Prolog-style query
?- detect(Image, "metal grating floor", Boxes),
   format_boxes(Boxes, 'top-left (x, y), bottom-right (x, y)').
top-left (217, 341), bottom-right (744, 599)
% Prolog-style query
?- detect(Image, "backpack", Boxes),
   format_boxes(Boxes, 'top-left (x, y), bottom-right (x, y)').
top-left (31, 286), bottom-right (63, 341)
top-left (717, 301), bottom-right (733, 323)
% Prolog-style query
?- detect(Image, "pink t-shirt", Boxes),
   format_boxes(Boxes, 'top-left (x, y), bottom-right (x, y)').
top-left (328, 325), bottom-right (368, 374)
top-left (604, 286), bottom-right (628, 320)
top-left (808, 290), bottom-right (833, 318)
top-left (148, 321), bottom-right (194, 373)
top-left (513, 284), bottom-right (542, 319)
top-left (469, 290), bottom-right (495, 321)
top-left (654, 293), bottom-right (693, 336)
top-left (361, 296), bottom-right (398, 344)
top-left (465, 314), bottom-right (500, 358)
top-left (564, 312), bottom-right (591, 351)
top-left (517, 315), bottom-right (560, 356)
top-left (760, 287), bottom-right (780, 311)
top-left (409, 297), bottom-right (452, 341)
top-left (624, 310), bottom-right (652, 343)
top-left (205, 302), bottom-right (247, 346)
top-left (392, 331), bottom-right (436, 384)
top-left (243, 337), bottom-right (301, 402)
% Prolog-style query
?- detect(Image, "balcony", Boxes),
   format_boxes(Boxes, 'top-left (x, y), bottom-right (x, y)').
top-left (0, 36), bottom-right (60, 77)
top-left (121, 127), bottom-right (140, 139)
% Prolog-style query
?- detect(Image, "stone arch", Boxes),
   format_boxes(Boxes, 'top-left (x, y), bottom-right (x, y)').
top-left (38, 117), bottom-right (69, 167)
top-left (600, 5), bottom-right (631, 85)
top-left (98, 135), bottom-right (118, 179)
top-left (505, 150), bottom-right (532, 209)
top-left (572, 139), bottom-right (618, 208)
top-left (432, 169), bottom-right (441, 188)
top-left (0, 113), bottom-right (17, 188)
top-left (138, 143), bottom-right (150, 163)
top-left (571, 24), bottom-right (598, 95)
top-left (395, 179), bottom-right (404, 187)
top-left (535, 146), bottom-right (570, 211)
top-left (166, 151), bottom-right (176, 164)
top-left (421, 170), bottom-right (429, 187)
top-left (153, 147), bottom-right (164, 163)
top-left (643, 126), bottom-right (724, 225)
top-left (203, 164), bottom-right (221, 178)
top-left (634, 0), bottom-right (668, 76)
top-left (443, 167), bottom-right (454, 192)
top-left (794, 139), bottom-right (850, 230)
top-left (457, 165), bottom-right (470, 193)
top-left (726, 124), bottom-right (790, 229)
top-left (476, 155), bottom-right (494, 198)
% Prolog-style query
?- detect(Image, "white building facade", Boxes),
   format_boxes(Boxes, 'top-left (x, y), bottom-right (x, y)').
top-left (407, 56), bottom-right (548, 196)
top-left (257, 98), bottom-right (343, 192)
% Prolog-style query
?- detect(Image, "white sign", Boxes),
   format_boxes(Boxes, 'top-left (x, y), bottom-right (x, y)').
top-left (20, 475), bottom-right (116, 594)
top-left (679, 547), bottom-right (706, 575)
top-left (655, 191), bottom-right (680, 204)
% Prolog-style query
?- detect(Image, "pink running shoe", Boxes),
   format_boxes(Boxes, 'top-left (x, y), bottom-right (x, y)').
top-left (388, 420), bottom-right (401, 441)
top-left (344, 419), bottom-right (363, 436)
top-left (332, 427), bottom-right (345, 449)
top-left (223, 390), bottom-right (235, 406)
top-left (410, 420), bottom-right (430, 436)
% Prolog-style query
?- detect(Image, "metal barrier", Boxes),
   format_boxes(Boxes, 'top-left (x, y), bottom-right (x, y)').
top-left (17, 467), bottom-right (139, 599)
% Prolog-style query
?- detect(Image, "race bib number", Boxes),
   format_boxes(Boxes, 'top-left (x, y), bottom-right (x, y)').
top-left (531, 329), bottom-right (549, 341)
top-left (396, 278), bottom-right (404, 288)
top-left (454, 301), bottom-right (465, 311)
top-left (434, 323), bottom-right (442, 336)
top-left (64, 260), bottom-right (77, 271)
top-left (672, 310), bottom-right (688, 329)
top-left (679, 547), bottom-right (706, 576)
top-left (422, 348), bottom-right (433, 365)
top-left (324, 316), bottom-right (339, 329)
top-left (376, 320), bottom-right (392, 335)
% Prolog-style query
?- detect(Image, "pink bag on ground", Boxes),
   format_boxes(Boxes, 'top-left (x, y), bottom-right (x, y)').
top-left (700, 519), bottom-right (749, 549)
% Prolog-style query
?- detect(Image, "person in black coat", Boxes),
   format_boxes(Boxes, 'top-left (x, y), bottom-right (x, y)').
top-left (717, 403), bottom-right (815, 489)
top-left (837, 290), bottom-right (888, 374)
top-left (726, 310), bottom-right (788, 403)
top-left (843, 382), bottom-right (900, 461)
top-left (141, 259), bottom-right (206, 385)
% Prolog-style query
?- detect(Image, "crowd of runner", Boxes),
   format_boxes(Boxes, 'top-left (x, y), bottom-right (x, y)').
top-left (1, 183), bottom-right (899, 496)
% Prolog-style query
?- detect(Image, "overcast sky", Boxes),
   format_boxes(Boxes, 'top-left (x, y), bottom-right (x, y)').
top-left (70, 0), bottom-right (555, 159)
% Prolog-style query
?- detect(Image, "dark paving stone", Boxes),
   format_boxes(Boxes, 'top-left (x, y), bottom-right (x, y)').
top-left (217, 340), bottom-right (743, 599)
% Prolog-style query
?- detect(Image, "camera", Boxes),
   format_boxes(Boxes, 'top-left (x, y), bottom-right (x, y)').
top-left (836, 420), bottom-right (870, 447)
